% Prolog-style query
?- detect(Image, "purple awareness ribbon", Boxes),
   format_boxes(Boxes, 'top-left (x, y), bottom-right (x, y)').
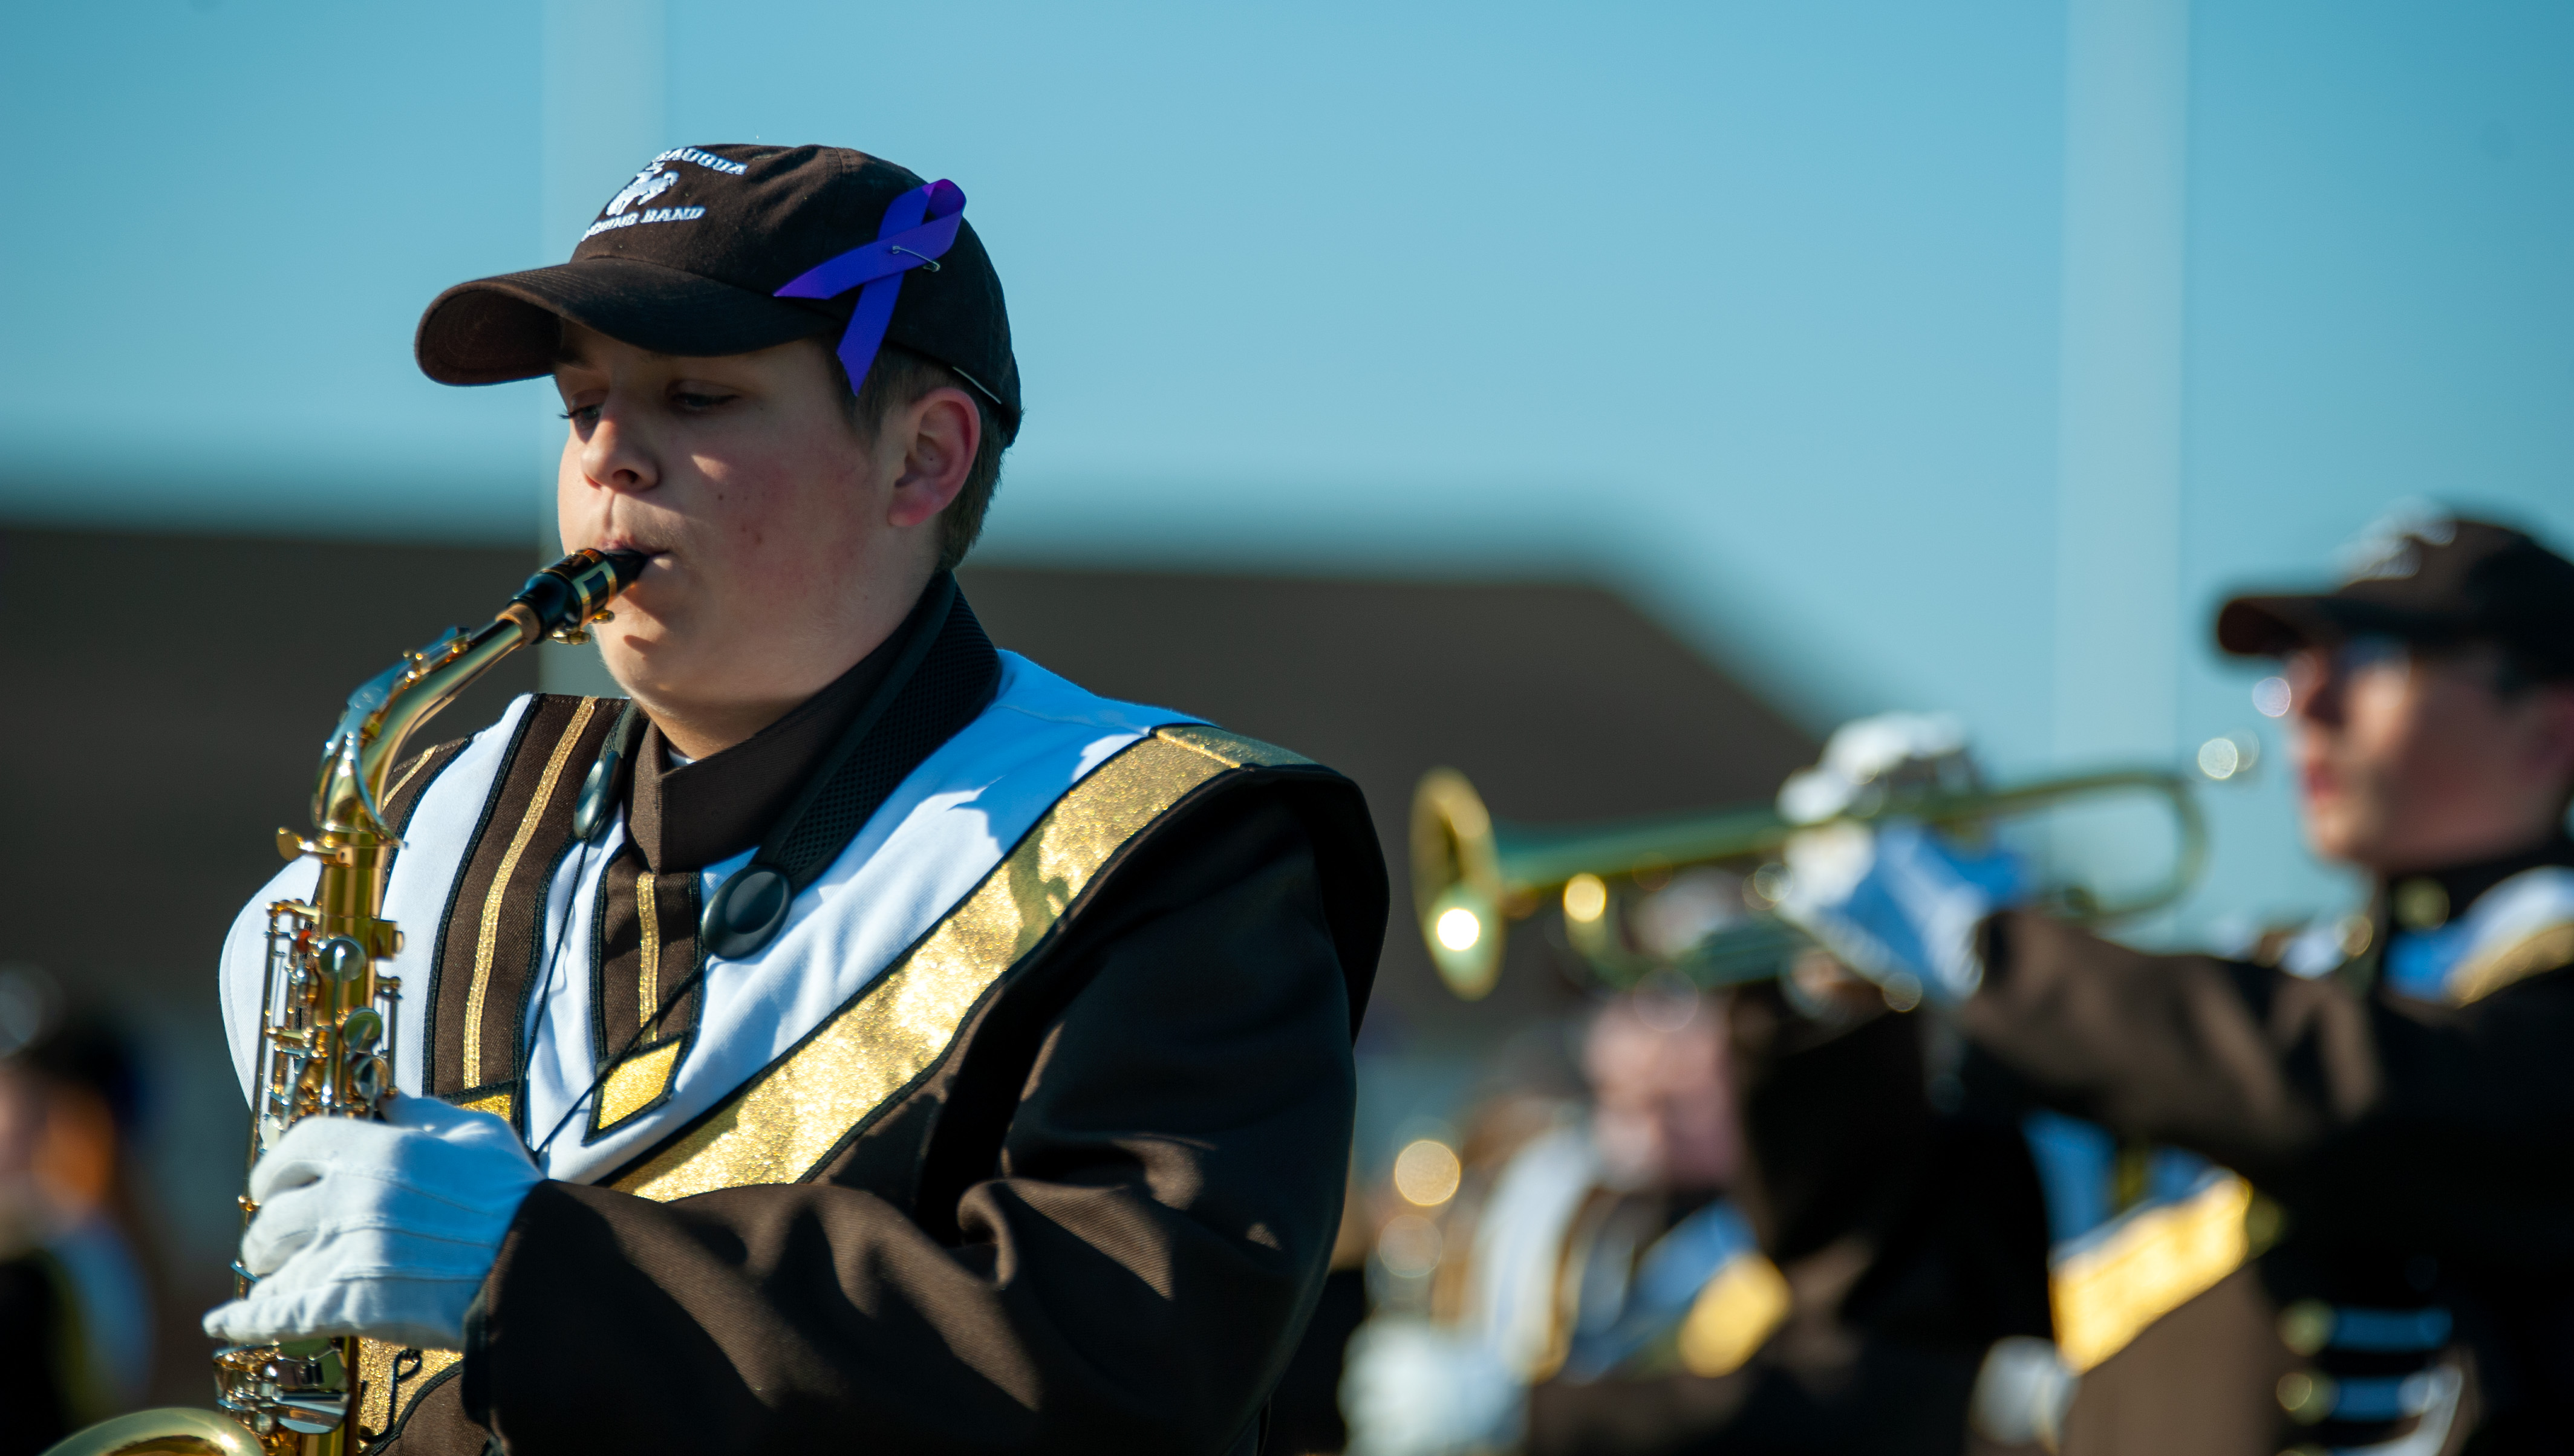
top-left (773, 178), bottom-right (966, 394)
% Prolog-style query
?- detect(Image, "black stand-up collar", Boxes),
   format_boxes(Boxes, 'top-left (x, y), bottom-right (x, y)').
top-left (2379, 833), bottom-right (2574, 931)
top-left (625, 576), bottom-right (983, 873)
top-left (572, 574), bottom-right (1003, 1139)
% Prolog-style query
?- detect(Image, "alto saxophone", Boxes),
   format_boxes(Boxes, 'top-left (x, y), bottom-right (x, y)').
top-left (45, 549), bottom-right (646, 1456)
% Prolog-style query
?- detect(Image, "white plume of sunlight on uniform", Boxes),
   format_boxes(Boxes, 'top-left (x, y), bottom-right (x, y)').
top-left (5, 2), bottom-right (2574, 937)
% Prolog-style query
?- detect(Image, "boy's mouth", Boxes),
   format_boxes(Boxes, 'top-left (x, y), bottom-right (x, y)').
top-left (594, 536), bottom-right (671, 567)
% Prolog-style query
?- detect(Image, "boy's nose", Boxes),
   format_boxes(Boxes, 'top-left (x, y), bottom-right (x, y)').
top-left (582, 413), bottom-right (658, 493)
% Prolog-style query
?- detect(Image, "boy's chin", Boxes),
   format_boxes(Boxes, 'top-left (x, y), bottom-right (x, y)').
top-left (2300, 813), bottom-right (2390, 872)
top-left (595, 635), bottom-right (676, 691)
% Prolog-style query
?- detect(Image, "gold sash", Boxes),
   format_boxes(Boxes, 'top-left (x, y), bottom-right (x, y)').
top-left (357, 723), bottom-right (1300, 1437)
top-left (2050, 1174), bottom-right (2281, 1373)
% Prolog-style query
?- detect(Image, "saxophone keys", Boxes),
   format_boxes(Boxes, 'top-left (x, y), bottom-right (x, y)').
top-left (339, 1007), bottom-right (383, 1052)
top-left (547, 605), bottom-right (614, 646)
top-left (315, 938), bottom-right (367, 982)
top-left (348, 1053), bottom-right (388, 1107)
top-left (275, 830), bottom-right (358, 865)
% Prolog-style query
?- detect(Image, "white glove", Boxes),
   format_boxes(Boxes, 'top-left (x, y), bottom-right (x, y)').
top-left (203, 1093), bottom-right (542, 1350)
top-left (1969, 1336), bottom-right (2077, 1448)
top-left (1341, 1317), bottom-right (1525, 1456)
top-left (1776, 821), bottom-right (2026, 1004)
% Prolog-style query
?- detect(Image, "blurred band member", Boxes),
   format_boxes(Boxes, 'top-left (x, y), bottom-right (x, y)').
top-left (1788, 514), bottom-right (2574, 1453)
top-left (1340, 987), bottom-right (1754, 1456)
top-left (0, 987), bottom-right (155, 1454)
top-left (1520, 983), bottom-right (2052, 1455)
top-left (1344, 972), bottom-right (2051, 1456)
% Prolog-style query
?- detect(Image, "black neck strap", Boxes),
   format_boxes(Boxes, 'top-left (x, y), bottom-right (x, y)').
top-left (698, 574), bottom-right (1000, 959)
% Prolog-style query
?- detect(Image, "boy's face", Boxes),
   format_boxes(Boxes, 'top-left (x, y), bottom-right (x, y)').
top-left (2288, 636), bottom-right (2574, 874)
top-left (550, 323), bottom-right (968, 734)
top-left (1583, 994), bottom-right (1741, 1193)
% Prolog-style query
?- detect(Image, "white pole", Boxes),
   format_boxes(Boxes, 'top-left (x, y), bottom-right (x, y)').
top-left (2052, 0), bottom-right (2191, 908)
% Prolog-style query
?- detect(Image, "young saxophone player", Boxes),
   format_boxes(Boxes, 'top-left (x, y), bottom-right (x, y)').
top-left (203, 144), bottom-right (1387, 1454)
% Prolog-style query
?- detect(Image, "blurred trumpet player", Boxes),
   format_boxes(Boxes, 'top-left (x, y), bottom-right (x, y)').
top-left (1781, 513), bottom-right (2574, 1454)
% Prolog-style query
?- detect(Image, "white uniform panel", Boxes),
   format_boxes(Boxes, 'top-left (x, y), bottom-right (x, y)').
top-left (219, 695), bottom-right (539, 1104)
top-left (220, 653), bottom-right (1195, 1188)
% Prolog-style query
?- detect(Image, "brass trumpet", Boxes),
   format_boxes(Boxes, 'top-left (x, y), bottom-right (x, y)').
top-left (1413, 755), bottom-right (2229, 999)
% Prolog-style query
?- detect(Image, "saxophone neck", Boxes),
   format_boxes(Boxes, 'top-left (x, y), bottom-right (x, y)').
top-left (310, 617), bottom-right (515, 839)
top-left (308, 548), bottom-right (647, 839)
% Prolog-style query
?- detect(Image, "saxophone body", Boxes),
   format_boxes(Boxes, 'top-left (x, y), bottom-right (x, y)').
top-left (44, 549), bottom-right (645, 1456)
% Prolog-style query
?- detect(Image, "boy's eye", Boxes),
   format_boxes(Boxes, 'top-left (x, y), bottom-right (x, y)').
top-left (559, 404), bottom-right (601, 426)
top-left (672, 389), bottom-right (736, 412)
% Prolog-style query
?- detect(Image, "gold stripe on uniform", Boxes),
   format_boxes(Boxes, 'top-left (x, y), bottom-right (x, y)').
top-left (2051, 1174), bottom-right (2262, 1372)
top-left (383, 748), bottom-right (441, 812)
top-left (354, 1339), bottom-right (461, 1438)
top-left (636, 868), bottom-right (660, 1029)
top-left (454, 1089), bottom-right (513, 1119)
top-left (599, 1038), bottom-right (686, 1126)
top-left (2451, 921), bottom-right (2574, 1006)
top-left (1676, 1253), bottom-right (1793, 1378)
top-left (461, 699), bottom-right (598, 1084)
top-left (612, 724), bottom-right (1297, 1202)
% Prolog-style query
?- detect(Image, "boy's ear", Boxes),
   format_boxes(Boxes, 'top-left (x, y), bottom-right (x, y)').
top-left (886, 389), bottom-right (979, 530)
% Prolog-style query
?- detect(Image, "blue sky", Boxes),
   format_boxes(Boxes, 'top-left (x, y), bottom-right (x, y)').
top-left (7, 1), bottom-right (2572, 931)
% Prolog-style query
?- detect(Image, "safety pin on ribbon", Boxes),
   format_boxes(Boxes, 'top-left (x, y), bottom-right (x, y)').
top-left (773, 179), bottom-right (966, 394)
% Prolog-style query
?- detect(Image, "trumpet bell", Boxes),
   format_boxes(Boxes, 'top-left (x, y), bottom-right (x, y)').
top-left (1412, 769), bottom-right (1507, 999)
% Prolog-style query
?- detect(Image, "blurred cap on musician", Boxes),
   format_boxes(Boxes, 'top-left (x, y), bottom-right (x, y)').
top-left (2218, 506), bottom-right (2574, 683)
top-left (2217, 507), bottom-right (2574, 873)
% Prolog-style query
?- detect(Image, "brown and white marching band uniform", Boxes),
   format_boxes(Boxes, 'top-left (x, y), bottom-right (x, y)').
top-left (1966, 842), bottom-right (2574, 1455)
top-left (217, 580), bottom-right (1387, 1452)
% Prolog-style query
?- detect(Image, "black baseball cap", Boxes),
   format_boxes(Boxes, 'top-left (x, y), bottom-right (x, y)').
top-left (2216, 515), bottom-right (2574, 680)
top-left (415, 144), bottom-right (1020, 441)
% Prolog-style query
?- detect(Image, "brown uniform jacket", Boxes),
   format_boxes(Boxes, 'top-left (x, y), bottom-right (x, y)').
top-left (365, 585), bottom-right (1388, 1455)
top-left (1962, 838), bottom-right (2574, 1455)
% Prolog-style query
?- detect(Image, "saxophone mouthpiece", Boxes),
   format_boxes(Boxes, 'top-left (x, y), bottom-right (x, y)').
top-left (512, 548), bottom-right (651, 642)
